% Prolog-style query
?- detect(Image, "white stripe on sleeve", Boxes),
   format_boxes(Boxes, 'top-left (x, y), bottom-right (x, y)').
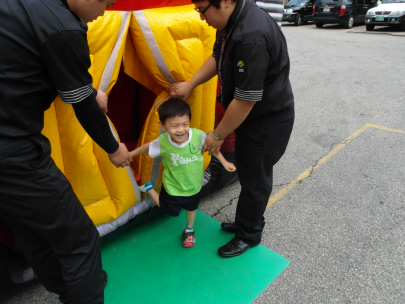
top-left (58, 84), bottom-right (93, 104)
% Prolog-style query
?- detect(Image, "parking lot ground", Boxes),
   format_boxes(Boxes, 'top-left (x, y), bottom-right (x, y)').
top-left (265, 124), bottom-right (405, 210)
top-left (254, 124), bottom-right (405, 303)
top-left (283, 21), bottom-right (405, 36)
top-left (348, 26), bottom-right (405, 37)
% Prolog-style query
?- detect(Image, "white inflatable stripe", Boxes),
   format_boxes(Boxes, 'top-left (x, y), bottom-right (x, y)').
top-left (107, 120), bottom-right (141, 203)
top-left (135, 11), bottom-right (177, 84)
top-left (99, 11), bottom-right (131, 92)
top-left (97, 197), bottom-right (155, 237)
top-left (97, 11), bottom-right (141, 204)
top-left (135, 12), bottom-right (179, 187)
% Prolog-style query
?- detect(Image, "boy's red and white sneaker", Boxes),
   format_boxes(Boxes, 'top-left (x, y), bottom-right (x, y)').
top-left (182, 229), bottom-right (195, 248)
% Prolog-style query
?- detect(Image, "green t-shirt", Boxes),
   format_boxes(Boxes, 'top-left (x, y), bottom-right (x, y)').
top-left (149, 128), bottom-right (206, 196)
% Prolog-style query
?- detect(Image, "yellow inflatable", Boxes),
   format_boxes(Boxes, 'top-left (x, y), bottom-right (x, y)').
top-left (42, 5), bottom-right (217, 236)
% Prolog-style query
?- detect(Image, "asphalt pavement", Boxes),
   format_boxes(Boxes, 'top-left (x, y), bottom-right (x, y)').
top-left (2, 22), bottom-right (405, 304)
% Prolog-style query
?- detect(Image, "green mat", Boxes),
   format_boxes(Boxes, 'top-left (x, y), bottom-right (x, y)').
top-left (102, 210), bottom-right (290, 304)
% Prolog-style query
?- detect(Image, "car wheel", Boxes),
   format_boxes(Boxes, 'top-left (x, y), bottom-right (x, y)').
top-left (315, 22), bottom-right (323, 28)
top-left (366, 24), bottom-right (375, 31)
top-left (294, 14), bottom-right (303, 26)
top-left (344, 15), bottom-right (354, 29)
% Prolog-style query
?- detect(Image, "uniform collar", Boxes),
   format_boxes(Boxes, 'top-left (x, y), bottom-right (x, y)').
top-left (59, 0), bottom-right (88, 30)
top-left (167, 128), bottom-right (193, 148)
top-left (61, 0), bottom-right (69, 9)
top-left (224, 0), bottom-right (249, 34)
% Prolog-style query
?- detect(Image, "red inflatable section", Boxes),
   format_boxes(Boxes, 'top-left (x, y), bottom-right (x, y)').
top-left (107, 0), bottom-right (192, 11)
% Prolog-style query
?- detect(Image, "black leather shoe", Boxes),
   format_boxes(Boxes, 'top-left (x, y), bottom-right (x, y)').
top-left (218, 237), bottom-right (259, 258)
top-left (102, 270), bottom-right (108, 289)
top-left (220, 222), bottom-right (237, 233)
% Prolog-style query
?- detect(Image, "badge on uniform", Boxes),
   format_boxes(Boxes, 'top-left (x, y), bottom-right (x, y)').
top-left (189, 143), bottom-right (202, 154)
top-left (237, 60), bottom-right (245, 73)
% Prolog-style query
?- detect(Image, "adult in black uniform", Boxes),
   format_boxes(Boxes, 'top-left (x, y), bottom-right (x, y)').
top-left (0, 0), bottom-right (132, 303)
top-left (170, 0), bottom-right (295, 257)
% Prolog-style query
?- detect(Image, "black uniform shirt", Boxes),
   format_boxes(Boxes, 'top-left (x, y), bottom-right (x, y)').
top-left (0, 0), bottom-right (94, 138)
top-left (213, 0), bottom-right (294, 120)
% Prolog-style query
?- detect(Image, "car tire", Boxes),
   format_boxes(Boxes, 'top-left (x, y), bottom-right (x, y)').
top-left (344, 15), bottom-right (354, 29)
top-left (315, 22), bottom-right (324, 28)
top-left (366, 24), bottom-right (375, 31)
top-left (400, 23), bottom-right (405, 31)
top-left (294, 14), bottom-right (303, 26)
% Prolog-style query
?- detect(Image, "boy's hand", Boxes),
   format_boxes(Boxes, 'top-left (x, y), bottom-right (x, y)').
top-left (224, 162), bottom-right (236, 172)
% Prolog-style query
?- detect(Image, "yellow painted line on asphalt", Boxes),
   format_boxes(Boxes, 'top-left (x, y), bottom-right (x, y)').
top-left (366, 123), bottom-right (405, 134)
top-left (266, 123), bottom-right (405, 209)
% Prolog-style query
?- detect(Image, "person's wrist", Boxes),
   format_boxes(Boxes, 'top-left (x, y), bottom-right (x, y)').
top-left (188, 79), bottom-right (200, 90)
top-left (212, 130), bottom-right (224, 141)
top-left (108, 142), bottom-right (120, 155)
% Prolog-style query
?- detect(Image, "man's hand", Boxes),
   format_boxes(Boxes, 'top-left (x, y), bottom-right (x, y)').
top-left (96, 90), bottom-right (108, 113)
top-left (109, 143), bottom-right (132, 168)
top-left (202, 131), bottom-right (224, 155)
top-left (169, 82), bottom-right (193, 101)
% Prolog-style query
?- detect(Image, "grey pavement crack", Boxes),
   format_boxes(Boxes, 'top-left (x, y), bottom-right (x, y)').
top-left (212, 196), bottom-right (238, 219)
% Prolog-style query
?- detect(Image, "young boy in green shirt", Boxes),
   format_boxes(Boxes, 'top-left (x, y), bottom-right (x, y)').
top-left (130, 97), bottom-right (236, 248)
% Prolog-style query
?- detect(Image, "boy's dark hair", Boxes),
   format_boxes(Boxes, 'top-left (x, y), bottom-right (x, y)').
top-left (191, 0), bottom-right (238, 9)
top-left (158, 97), bottom-right (191, 124)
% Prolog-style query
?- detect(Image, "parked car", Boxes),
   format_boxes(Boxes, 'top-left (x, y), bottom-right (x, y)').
top-left (365, 0), bottom-right (405, 31)
top-left (313, 0), bottom-right (377, 28)
top-left (283, 0), bottom-right (315, 25)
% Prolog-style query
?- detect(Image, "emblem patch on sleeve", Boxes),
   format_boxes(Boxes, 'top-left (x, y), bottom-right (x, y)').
top-left (237, 60), bottom-right (245, 73)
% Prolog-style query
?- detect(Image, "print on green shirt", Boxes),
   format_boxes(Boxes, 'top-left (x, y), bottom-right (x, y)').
top-left (189, 142), bottom-right (202, 154)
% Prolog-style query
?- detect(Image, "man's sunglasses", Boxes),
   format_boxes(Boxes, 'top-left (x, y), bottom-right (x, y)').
top-left (194, 3), bottom-right (212, 16)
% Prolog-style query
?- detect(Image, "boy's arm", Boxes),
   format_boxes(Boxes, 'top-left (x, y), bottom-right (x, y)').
top-left (212, 151), bottom-right (236, 172)
top-left (130, 143), bottom-right (150, 158)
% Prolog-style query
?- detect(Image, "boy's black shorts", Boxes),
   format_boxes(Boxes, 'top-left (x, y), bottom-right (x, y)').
top-left (159, 184), bottom-right (201, 217)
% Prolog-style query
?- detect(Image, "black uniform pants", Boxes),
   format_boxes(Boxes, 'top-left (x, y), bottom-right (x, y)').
top-left (234, 104), bottom-right (295, 244)
top-left (0, 134), bottom-right (104, 304)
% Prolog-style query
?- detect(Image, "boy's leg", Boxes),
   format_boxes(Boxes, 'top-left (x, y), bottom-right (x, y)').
top-left (139, 182), bottom-right (160, 207)
top-left (186, 210), bottom-right (196, 229)
top-left (182, 193), bottom-right (200, 248)
top-left (183, 210), bottom-right (196, 248)
top-left (141, 183), bottom-right (186, 218)
top-left (147, 189), bottom-right (160, 207)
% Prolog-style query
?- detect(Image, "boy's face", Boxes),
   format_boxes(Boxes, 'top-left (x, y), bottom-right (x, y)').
top-left (160, 115), bottom-right (190, 145)
top-left (69, 0), bottom-right (116, 23)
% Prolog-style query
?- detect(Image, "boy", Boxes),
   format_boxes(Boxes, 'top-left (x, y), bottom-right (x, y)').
top-left (130, 98), bottom-right (236, 248)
